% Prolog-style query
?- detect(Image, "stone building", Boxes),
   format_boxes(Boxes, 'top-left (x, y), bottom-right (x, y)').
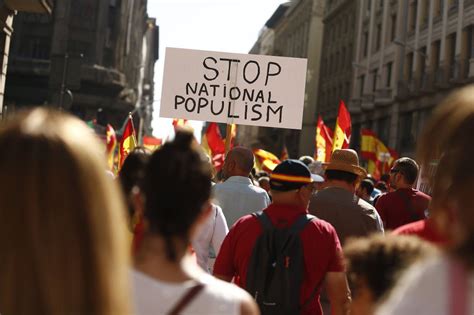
top-left (318, 0), bottom-right (360, 128)
top-left (349, 0), bottom-right (474, 156)
top-left (4, 0), bottom-right (158, 133)
top-left (238, 0), bottom-right (325, 158)
top-left (0, 0), bottom-right (53, 118)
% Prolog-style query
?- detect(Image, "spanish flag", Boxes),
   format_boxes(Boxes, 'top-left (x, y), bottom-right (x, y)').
top-left (254, 148), bottom-right (281, 172)
top-left (332, 100), bottom-right (351, 152)
top-left (361, 129), bottom-right (398, 178)
top-left (315, 116), bottom-right (334, 162)
top-left (201, 123), bottom-right (226, 171)
top-left (172, 118), bottom-right (188, 129)
top-left (143, 136), bottom-right (162, 152)
top-left (119, 115), bottom-right (137, 170)
top-left (106, 124), bottom-right (117, 172)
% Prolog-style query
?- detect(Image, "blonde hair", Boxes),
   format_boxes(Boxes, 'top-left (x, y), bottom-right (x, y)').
top-left (0, 109), bottom-right (132, 315)
top-left (418, 85), bottom-right (474, 265)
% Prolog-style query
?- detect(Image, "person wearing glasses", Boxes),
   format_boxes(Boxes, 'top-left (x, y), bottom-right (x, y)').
top-left (375, 158), bottom-right (431, 230)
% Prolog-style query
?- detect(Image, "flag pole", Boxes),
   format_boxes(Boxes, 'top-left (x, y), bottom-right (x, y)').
top-left (225, 123), bottom-right (233, 154)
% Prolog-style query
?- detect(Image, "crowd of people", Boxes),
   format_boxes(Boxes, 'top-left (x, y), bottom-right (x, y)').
top-left (1, 85), bottom-right (474, 315)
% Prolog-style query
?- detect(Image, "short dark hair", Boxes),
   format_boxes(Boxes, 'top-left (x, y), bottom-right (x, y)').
top-left (325, 169), bottom-right (359, 184)
top-left (395, 157), bottom-right (420, 185)
top-left (119, 147), bottom-right (151, 219)
top-left (344, 234), bottom-right (435, 302)
top-left (360, 179), bottom-right (374, 195)
top-left (298, 155), bottom-right (314, 166)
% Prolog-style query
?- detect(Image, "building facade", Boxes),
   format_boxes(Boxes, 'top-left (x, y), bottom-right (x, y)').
top-left (0, 0), bottom-right (52, 118)
top-left (318, 0), bottom-right (359, 128)
top-left (4, 0), bottom-right (158, 134)
top-left (349, 0), bottom-right (474, 156)
top-left (238, 0), bottom-right (325, 158)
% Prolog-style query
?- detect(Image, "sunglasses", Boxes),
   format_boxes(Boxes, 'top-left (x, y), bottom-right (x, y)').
top-left (390, 168), bottom-right (400, 174)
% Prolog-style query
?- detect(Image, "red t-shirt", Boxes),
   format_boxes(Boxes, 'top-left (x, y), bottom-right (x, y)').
top-left (393, 218), bottom-right (448, 246)
top-left (213, 203), bottom-right (344, 315)
top-left (375, 188), bottom-right (431, 230)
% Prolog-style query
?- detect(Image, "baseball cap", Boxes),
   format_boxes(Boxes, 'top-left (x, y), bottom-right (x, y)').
top-left (270, 159), bottom-right (324, 192)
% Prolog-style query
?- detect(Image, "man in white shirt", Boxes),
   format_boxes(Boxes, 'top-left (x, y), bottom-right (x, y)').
top-left (213, 147), bottom-right (270, 227)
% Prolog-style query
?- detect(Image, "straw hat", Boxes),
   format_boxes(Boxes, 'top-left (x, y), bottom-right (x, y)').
top-left (323, 149), bottom-right (367, 178)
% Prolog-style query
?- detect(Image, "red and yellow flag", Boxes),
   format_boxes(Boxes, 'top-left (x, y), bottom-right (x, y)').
top-left (254, 148), bottom-right (281, 173)
top-left (361, 129), bottom-right (398, 178)
top-left (106, 124), bottom-right (117, 171)
top-left (119, 115), bottom-right (137, 170)
top-left (332, 100), bottom-right (351, 152)
top-left (143, 136), bottom-right (162, 152)
top-left (201, 123), bottom-right (226, 171)
top-left (172, 118), bottom-right (188, 130)
top-left (315, 116), bottom-right (334, 162)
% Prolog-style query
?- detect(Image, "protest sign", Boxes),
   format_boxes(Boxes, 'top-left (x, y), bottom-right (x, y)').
top-left (160, 48), bottom-right (307, 129)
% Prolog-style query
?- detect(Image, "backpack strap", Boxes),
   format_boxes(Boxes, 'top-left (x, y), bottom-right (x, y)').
top-left (253, 211), bottom-right (274, 230)
top-left (290, 214), bottom-right (315, 234)
top-left (167, 283), bottom-right (205, 315)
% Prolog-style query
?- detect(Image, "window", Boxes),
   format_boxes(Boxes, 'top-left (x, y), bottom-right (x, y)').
top-left (432, 40), bottom-right (441, 72)
top-left (372, 68), bottom-right (378, 92)
top-left (386, 62), bottom-right (393, 87)
top-left (419, 46), bottom-right (427, 77)
top-left (390, 14), bottom-right (397, 42)
top-left (374, 23), bottom-right (382, 52)
top-left (409, 0), bottom-right (418, 32)
top-left (363, 31), bottom-right (369, 57)
top-left (359, 75), bottom-right (365, 97)
top-left (405, 52), bottom-right (414, 81)
top-left (376, 117), bottom-right (390, 144)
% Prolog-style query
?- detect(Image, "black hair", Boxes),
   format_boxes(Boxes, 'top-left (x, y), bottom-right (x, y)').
top-left (119, 147), bottom-right (151, 220)
top-left (143, 131), bottom-right (212, 261)
top-left (395, 157), bottom-right (419, 185)
top-left (375, 181), bottom-right (388, 192)
top-left (325, 169), bottom-right (359, 184)
top-left (360, 179), bottom-right (374, 195)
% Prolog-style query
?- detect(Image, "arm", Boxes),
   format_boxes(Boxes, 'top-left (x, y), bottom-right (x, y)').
top-left (325, 272), bottom-right (351, 315)
top-left (213, 228), bottom-right (235, 282)
top-left (211, 205), bottom-right (229, 256)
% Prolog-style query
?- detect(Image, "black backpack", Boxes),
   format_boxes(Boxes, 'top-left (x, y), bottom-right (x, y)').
top-left (245, 211), bottom-right (317, 315)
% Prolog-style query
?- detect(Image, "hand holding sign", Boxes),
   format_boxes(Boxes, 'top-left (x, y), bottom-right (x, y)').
top-left (160, 48), bottom-right (307, 130)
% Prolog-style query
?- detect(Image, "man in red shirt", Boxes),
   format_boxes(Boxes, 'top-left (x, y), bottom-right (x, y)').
top-left (214, 160), bottom-right (350, 315)
top-left (375, 157), bottom-right (431, 230)
top-left (393, 218), bottom-right (448, 246)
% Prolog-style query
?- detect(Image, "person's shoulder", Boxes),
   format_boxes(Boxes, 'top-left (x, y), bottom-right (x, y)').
top-left (306, 217), bottom-right (338, 236)
top-left (357, 197), bottom-right (376, 210)
top-left (200, 274), bottom-right (253, 302)
top-left (230, 213), bottom-right (259, 231)
top-left (393, 219), bottom-right (425, 235)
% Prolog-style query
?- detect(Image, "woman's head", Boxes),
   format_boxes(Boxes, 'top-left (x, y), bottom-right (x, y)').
top-left (119, 147), bottom-right (151, 222)
top-left (143, 130), bottom-right (212, 261)
top-left (344, 234), bottom-right (436, 315)
top-left (0, 108), bottom-right (131, 315)
top-left (418, 85), bottom-right (474, 260)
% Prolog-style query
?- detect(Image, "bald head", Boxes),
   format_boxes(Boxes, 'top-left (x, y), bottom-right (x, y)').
top-left (224, 147), bottom-right (255, 177)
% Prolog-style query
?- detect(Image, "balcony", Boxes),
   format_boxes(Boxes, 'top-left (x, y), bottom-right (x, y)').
top-left (361, 94), bottom-right (375, 111)
top-left (396, 80), bottom-right (409, 100)
top-left (420, 72), bottom-right (434, 92)
top-left (374, 88), bottom-right (393, 106)
top-left (4, 0), bottom-right (53, 14)
top-left (434, 67), bottom-right (449, 89)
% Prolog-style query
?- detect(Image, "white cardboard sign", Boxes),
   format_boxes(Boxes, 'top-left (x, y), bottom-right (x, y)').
top-left (160, 48), bottom-right (308, 129)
